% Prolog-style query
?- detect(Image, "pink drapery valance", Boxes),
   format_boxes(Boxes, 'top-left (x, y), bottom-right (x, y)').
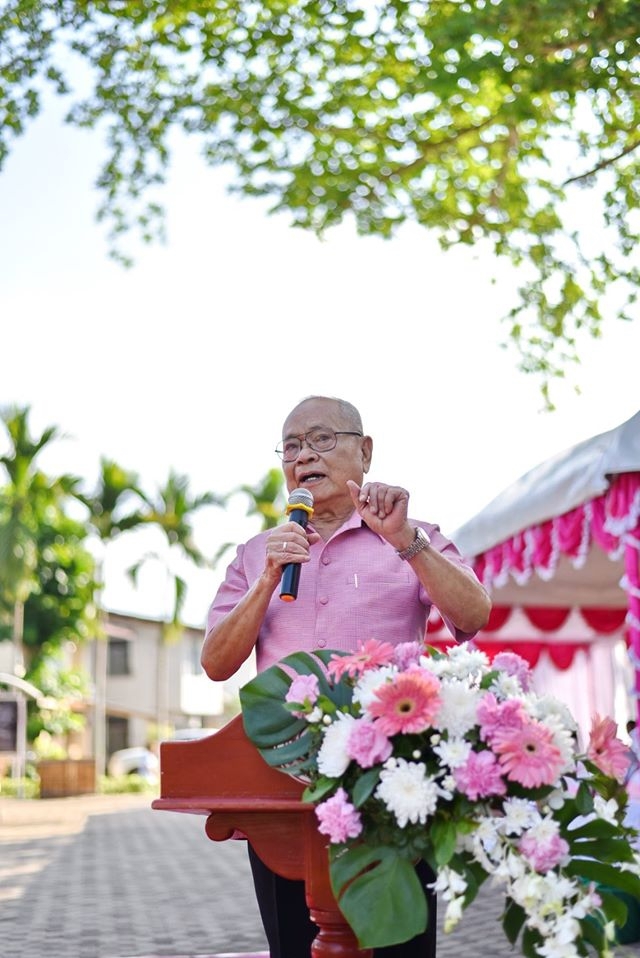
top-left (426, 605), bottom-right (627, 671)
top-left (467, 472), bottom-right (640, 715)
top-left (427, 605), bottom-right (627, 637)
top-left (426, 634), bottom-right (592, 671)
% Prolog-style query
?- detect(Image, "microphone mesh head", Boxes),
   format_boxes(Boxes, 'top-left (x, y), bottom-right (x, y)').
top-left (288, 488), bottom-right (314, 509)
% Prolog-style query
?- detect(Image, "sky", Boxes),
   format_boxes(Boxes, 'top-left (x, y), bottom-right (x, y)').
top-left (1, 90), bottom-right (638, 630)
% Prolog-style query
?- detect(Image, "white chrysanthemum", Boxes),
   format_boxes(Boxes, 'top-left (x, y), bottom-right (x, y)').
top-left (500, 797), bottom-right (541, 835)
top-left (352, 665), bottom-right (397, 711)
top-left (526, 692), bottom-right (577, 736)
top-left (490, 672), bottom-right (523, 699)
top-left (432, 736), bottom-right (472, 769)
top-left (433, 680), bottom-right (480, 737)
top-left (375, 758), bottom-right (439, 828)
top-left (422, 642), bottom-right (489, 681)
top-left (316, 712), bottom-right (356, 778)
top-left (441, 773), bottom-right (456, 794)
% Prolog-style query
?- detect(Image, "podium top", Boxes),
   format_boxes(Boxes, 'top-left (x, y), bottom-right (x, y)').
top-left (152, 713), bottom-right (306, 814)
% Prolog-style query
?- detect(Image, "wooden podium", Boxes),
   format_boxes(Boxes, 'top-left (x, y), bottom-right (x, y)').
top-left (152, 714), bottom-right (372, 958)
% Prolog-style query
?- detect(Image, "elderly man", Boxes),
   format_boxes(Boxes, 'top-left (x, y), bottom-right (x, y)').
top-left (202, 395), bottom-right (491, 958)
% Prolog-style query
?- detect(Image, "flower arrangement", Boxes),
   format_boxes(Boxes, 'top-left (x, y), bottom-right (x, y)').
top-left (240, 640), bottom-right (640, 956)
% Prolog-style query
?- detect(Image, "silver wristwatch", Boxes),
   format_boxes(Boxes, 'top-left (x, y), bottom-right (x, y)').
top-left (396, 526), bottom-right (431, 561)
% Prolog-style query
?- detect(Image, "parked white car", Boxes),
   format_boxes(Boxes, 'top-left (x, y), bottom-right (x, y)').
top-left (107, 746), bottom-right (159, 783)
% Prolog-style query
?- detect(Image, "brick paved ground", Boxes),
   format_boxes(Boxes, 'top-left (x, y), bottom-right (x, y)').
top-left (0, 794), bottom-right (638, 958)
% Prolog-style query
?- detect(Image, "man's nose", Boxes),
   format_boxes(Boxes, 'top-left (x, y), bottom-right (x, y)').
top-left (296, 438), bottom-right (318, 459)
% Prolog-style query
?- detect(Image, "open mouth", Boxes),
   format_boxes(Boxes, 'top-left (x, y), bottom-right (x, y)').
top-left (299, 472), bottom-right (325, 484)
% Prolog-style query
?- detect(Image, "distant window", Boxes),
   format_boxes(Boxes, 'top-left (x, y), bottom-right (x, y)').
top-left (107, 715), bottom-right (129, 754)
top-left (0, 698), bottom-right (19, 752)
top-left (108, 638), bottom-right (130, 676)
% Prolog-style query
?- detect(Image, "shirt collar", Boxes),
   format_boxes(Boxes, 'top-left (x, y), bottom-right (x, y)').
top-left (310, 509), bottom-right (387, 544)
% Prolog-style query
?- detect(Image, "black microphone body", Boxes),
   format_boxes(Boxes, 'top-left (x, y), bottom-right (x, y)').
top-left (280, 489), bottom-right (314, 602)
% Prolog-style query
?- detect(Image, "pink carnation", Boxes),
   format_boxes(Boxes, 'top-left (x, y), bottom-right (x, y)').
top-left (587, 714), bottom-right (631, 783)
top-left (477, 692), bottom-right (526, 746)
top-left (518, 832), bottom-right (570, 872)
top-left (453, 749), bottom-right (507, 801)
top-left (393, 641), bottom-right (424, 671)
top-left (285, 674), bottom-right (320, 717)
top-left (315, 788), bottom-right (363, 844)
top-left (492, 651), bottom-right (533, 691)
top-left (346, 719), bottom-right (393, 768)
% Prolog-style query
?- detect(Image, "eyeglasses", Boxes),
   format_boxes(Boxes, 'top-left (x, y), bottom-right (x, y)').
top-left (275, 427), bottom-right (363, 462)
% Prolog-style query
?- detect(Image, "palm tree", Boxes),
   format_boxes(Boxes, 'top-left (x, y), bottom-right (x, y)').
top-left (127, 470), bottom-right (225, 733)
top-left (0, 405), bottom-right (81, 677)
top-left (77, 457), bottom-right (151, 775)
top-left (212, 467), bottom-right (286, 567)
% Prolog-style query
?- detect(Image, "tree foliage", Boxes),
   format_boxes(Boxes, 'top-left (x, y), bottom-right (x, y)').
top-left (2, 0), bottom-right (639, 398)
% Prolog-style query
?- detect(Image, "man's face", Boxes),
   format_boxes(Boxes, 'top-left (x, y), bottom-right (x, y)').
top-left (280, 398), bottom-right (372, 509)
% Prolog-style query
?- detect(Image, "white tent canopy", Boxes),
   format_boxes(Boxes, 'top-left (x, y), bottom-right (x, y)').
top-left (449, 410), bottom-right (640, 724)
top-left (454, 409), bottom-right (640, 560)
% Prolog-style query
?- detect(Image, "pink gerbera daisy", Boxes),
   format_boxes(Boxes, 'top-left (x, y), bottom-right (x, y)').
top-left (587, 714), bottom-right (631, 783)
top-left (367, 670), bottom-right (442, 735)
top-left (328, 638), bottom-right (396, 681)
top-left (494, 717), bottom-right (564, 788)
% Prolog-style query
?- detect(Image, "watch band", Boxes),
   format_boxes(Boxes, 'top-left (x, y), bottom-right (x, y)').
top-left (396, 526), bottom-right (431, 561)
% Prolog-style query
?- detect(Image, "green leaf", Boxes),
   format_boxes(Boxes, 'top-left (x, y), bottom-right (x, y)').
top-left (568, 837), bottom-right (636, 864)
top-left (597, 888), bottom-right (629, 928)
top-left (574, 780), bottom-right (596, 816)
top-left (329, 845), bottom-right (428, 949)
top-left (521, 924), bottom-right (543, 958)
top-left (579, 913), bottom-right (606, 953)
top-left (503, 898), bottom-right (526, 945)
top-left (303, 777), bottom-right (336, 803)
top-left (258, 728), bottom-right (315, 768)
top-left (351, 767), bottom-right (380, 808)
top-left (566, 860), bottom-right (640, 899)
top-left (429, 819), bottom-right (458, 867)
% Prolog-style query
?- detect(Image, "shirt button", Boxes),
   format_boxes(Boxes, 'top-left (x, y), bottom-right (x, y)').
top-left (317, 639), bottom-right (327, 648)
top-left (322, 555), bottom-right (330, 565)
top-left (320, 597), bottom-right (329, 605)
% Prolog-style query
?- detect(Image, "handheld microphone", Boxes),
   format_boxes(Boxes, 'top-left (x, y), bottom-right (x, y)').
top-left (280, 488), bottom-right (314, 602)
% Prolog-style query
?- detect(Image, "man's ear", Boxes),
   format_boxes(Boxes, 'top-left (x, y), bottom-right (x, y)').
top-left (362, 436), bottom-right (373, 474)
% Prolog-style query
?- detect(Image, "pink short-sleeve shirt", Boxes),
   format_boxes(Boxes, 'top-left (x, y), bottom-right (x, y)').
top-left (206, 511), bottom-right (478, 673)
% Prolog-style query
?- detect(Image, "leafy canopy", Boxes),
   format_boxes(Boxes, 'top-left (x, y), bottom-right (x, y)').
top-left (2, 0), bottom-right (639, 399)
